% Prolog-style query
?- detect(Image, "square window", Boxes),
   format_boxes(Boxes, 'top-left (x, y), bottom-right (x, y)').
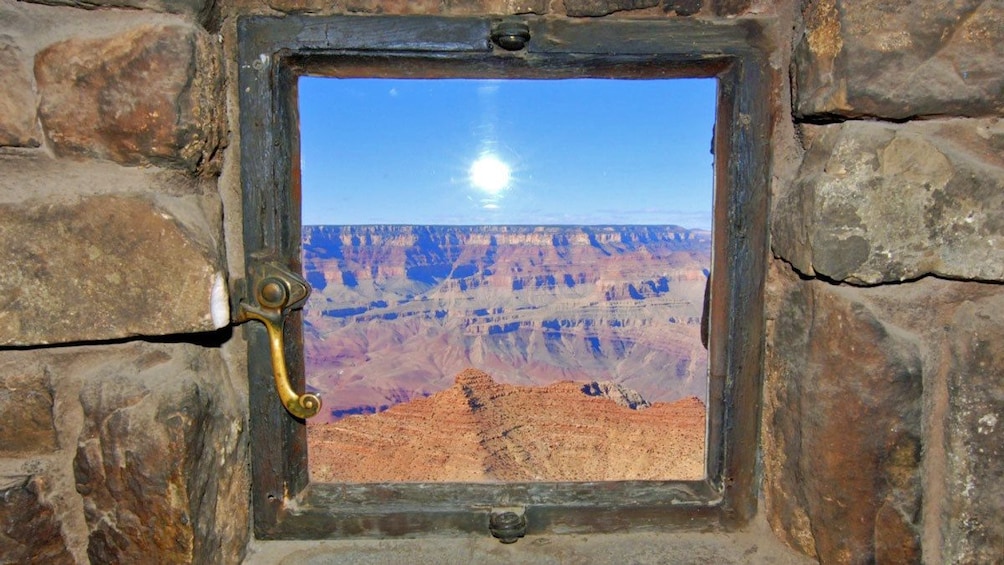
top-left (300, 76), bottom-right (715, 484)
top-left (237, 15), bottom-right (770, 539)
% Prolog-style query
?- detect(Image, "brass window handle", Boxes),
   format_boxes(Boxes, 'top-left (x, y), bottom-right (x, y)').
top-left (236, 263), bottom-right (321, 419)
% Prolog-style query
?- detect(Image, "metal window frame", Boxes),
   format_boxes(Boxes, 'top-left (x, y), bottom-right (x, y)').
top-left (237, 14), bottom-right (771, 539)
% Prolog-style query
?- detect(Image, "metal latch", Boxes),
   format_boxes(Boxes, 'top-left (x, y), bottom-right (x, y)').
top-left (233, 261), bottom-right (321, 419)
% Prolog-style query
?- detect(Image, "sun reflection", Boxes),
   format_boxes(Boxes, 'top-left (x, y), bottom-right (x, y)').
top-left (469, 154), bottom-right (511, 195)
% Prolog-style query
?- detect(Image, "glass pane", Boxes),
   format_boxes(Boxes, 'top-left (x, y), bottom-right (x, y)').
top-left (299, 77), bottom-right (716, 483)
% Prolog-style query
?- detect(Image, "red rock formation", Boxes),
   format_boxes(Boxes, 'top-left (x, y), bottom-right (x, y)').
top-left (308, 369), bottom-right (706, 482)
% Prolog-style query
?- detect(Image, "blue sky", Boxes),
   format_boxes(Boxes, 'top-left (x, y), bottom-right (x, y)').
top-left (299, 77), bottom-right (716, 229)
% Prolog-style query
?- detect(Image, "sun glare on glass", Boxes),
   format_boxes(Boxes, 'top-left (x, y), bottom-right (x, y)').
top-left (469, 154), bottom-right (511, 194)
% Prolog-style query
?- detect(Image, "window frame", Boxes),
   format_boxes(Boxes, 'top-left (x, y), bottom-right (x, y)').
top-left (238, 14), bottom-right (771, 539)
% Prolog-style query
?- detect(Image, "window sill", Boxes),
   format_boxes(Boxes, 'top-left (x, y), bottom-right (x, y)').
top-left (244, 514), bottom-right (815, 564)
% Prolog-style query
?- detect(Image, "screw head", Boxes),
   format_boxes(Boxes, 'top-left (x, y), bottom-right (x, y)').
top-left (259, 279), bottom-right (287, 308)
top-left (491, 21), bottom-right (530, 51)
top-left (489, 510), bottom-right (527, 543)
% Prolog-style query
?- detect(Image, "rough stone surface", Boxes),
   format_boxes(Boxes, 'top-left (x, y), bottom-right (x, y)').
top-left (773, 119), bottom-right (1004, 285)
top-left (794, 0), bottom-right (1004, 119)
top-left (564, 0), bottom-right (659, 17)
top-left (263, 0), bottom-right (443, 14)
top-left (943, 294), bottom-right (1004, 563)
top-left (262, 0), bottom-right (336, 12)
top-left (0, 36), bottom-right (40, 148)
top-left (667, 0), bottom-right (702, 16)
top-left (35, 23), bottom-right (223, 173)
top-left (781, 275), bottom-right (1004, 564)
top-left (0, 359), bottom-right (58, 457)
top-left (764, 270), bottom-right (922, 564)
top-left (0, 152), bottom-right (215, 203)
top-left (73, 342), bottom-right (247, 565)
top-left (16, 0), bottom-right (215, 22)
top-left (709, 0), bottom-right (747, 16)
top-left (443, 0), bottom-right (550, 15)
top-left (0, 476), bottom-right (74, 564)
top-left (0, 194), bottom-right (227, 346)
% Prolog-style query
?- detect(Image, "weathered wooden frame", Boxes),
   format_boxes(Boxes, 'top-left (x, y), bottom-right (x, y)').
top-left (238, 14), bottom-right (771, 539)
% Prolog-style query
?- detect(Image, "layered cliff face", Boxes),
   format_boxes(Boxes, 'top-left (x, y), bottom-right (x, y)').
top-left (302, 224), bottom-right (711, 423)
top-left (308, 369), bottom-right (707, 482)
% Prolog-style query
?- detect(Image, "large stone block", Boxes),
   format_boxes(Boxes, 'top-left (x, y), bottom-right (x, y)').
top-left (943, 293), bottom-right (1004, 563)
top-left (16, 0), bottom-right (215, 22)
top-left (0, 36), bottom-right (40, 148)
top-left (35, 23), bottom-right (223, 173)
top-left (0, 193), bottom-right (228, 346)
top-left (0, 355), bottom-right (58, 457)
top-left (0, 475), bottom-right (74, 564)
top-left (768, 274), bottom-right (1004, 563)
top-left (73, 342), bottom-right (247, 564)
top-left (764, 272), bottom-right (922, 563)
top-left (794, 0), bottom-right (1004, 119)
top-left (773, 119), bottom-right (1004, 285)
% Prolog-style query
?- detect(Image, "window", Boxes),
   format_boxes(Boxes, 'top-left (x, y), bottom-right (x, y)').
top-left (238, 15), bottom-right (770, 539)
top-left (300, 76), bottom-right (716, 485)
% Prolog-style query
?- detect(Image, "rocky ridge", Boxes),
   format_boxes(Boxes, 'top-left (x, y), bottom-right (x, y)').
top-left (308, 369), bottom-right (706, 482)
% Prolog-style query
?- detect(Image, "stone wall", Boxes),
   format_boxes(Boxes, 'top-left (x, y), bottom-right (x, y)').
top-left (0, 2), bottom-right (244, 563)
top-left (765, 2), bottom-right (1003, 562)
top-left (0, 0), bottom-right (1001, 564)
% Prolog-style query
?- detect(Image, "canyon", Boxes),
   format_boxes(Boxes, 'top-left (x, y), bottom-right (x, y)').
top-left (301, 224), bottom-right (711, 424)
top-left (308, 369), bottom-right (707, 482)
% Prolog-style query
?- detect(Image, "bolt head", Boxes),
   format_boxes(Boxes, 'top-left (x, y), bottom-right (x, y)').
top-left (489, 510), bottom-right (527, 543)
top-left (260, 279), bottom-right (287, 308)
top-left (491, 21), bottom-right (530, 51)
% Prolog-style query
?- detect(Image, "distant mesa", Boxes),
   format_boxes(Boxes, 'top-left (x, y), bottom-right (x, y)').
top-left (308, 368), bottom-right (707, 483)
